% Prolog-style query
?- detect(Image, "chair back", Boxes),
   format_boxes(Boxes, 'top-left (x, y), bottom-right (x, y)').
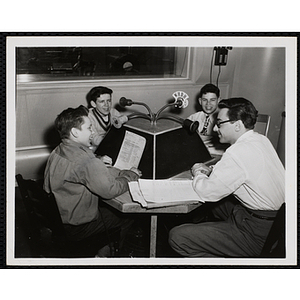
top-left (15, 174), bottom-right (66, 242)
top-left (254, 114), bottom-right (271, 136)
top-left (260, 202), bottom-right (285, 258)
top-left (16, 174), bottom-right (119, 257)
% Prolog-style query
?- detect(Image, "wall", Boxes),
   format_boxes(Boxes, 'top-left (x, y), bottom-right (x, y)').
top-left (230, 47), bottom-right (285, 147)
top-left (15, 47), bottom-right (285, 180)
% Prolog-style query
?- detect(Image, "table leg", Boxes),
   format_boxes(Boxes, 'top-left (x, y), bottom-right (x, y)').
top-left (149, 215), bottom-right (158, 257)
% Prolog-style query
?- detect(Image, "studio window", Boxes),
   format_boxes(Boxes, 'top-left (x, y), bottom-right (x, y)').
top-left (16, 47), bottom-right (188, 82)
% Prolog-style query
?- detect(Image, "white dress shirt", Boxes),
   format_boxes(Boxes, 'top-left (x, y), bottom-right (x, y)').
top-left (193, 130), bottom-right (285, 210)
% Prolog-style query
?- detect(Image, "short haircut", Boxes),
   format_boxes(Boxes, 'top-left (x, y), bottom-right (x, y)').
top-left (55, 105), bottom-right (89, 139)
top-left (86, 86), bottom-right (113, 107)
top-left (199, 83), bottom-right (220, 98)
top-left (218, 97), bottom-right (258, 129)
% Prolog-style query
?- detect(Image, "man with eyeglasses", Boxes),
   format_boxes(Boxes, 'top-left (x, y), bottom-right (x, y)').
top-left (169, 98), bottom-right (285, 257)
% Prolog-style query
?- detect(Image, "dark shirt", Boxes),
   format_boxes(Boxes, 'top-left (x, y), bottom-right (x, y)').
top-left (44, 139), bottom-right (139, 225)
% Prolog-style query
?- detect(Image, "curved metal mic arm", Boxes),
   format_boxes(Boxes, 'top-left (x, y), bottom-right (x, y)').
top-left (118, 95), bottom-right (197, 132)
top-left (127, 112), bottom-right (152, 122)
top-left (156, 114), bottom-right (199, 133)
top-left (119, 97), bottom-right (155, 121)
top-left (154, 98), bottom-right (186, 122)
top-left (154, 103), bottom-right (175, 122)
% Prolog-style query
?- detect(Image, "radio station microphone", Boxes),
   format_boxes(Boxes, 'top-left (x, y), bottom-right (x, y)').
top-left (119, 97), bottom-right (133, 107)
top-left (112, 115), bottom-right (129, 128)
top-left (172, 91), bottom-right (189, 109)
top-left (174, 98), bottom-right (184, 108)
top-left (183, 119), bottom-right (199, 133)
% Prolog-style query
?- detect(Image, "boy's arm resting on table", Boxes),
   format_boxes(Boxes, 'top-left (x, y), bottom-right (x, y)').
top-left (117, 168), bottom-right (140, 183)
top-left (77, 157), bottom-right (140, 200)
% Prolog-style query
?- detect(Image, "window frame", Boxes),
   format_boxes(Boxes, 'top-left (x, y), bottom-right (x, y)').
top-left (16, 47), bottom-right (192, 85)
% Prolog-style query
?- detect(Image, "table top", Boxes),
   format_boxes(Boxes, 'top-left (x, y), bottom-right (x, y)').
top-left (103, 155), bottom-right (222, 214)
top-left (103, 191), bottom-right (202, 214)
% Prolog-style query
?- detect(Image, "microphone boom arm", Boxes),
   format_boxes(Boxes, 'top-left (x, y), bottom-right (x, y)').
top-left (118, 93), bottom-right (196, 132)
top-left (154, 103), bottom-right (174, 122)
top-left (119, 97), bottom-right (155, 122)
top-left (127, 112), bottom-right (152, 122)
top-left (156, 114), bottom-right (199, 133)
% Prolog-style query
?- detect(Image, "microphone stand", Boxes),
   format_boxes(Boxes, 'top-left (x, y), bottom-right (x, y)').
top-left (119, 97), bottom-right (198, 133)
top-left (119, 97), bottom-right (154, 123)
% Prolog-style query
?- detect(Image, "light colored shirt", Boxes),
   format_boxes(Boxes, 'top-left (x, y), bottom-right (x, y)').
top-left (88, 107), bottom-right (121, 148)
top-left (43, 139), bottom-right (139, 225)
top-left (193, 130), bottom-right (285, 210)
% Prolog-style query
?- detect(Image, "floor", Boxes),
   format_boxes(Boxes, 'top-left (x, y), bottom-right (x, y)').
top-left (15, 187), bottom-right (284, 260)
top-left (14, 187), bottom-right (182, 259)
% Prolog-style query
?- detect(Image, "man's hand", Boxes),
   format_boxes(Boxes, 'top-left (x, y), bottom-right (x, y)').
top-left (191, 163), bottom-right (212, 177)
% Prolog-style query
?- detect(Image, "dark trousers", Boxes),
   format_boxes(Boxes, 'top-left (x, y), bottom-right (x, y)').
top-left (64, 204), bottom-right (133, 249)
top-left (168, 197), bottom-right (276, 257)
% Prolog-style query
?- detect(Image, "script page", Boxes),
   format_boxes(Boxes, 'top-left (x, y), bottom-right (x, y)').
top-left (138, 179), bottom-right (203, 203)
top-left (114, 131), bottom-right (146, 170)
top-left (128, 181), bottom-right (148, 207)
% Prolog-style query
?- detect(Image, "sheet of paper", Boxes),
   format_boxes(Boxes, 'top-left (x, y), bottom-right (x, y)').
top-left (138, 179), bottom-right (203, 203)
top-left (114, 131), bottom-right (146, 170)
top-left (128, 181), bottom-right (148, 207)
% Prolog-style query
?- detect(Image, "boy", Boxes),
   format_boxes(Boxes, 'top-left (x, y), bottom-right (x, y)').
top-left (44, 105), bottom-right (141, 256)
top-left (188, 83), bottom-right (220, 140)
top-left (87, 86), bottom-right (122, 151)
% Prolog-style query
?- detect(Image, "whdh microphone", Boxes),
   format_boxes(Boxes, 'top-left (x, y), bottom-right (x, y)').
top-left (174, 98), bottom-right (183, 108)
top-left (119, 97), bottom-right (133, 107)
top-left (172, 91), bottom-right (189, 109)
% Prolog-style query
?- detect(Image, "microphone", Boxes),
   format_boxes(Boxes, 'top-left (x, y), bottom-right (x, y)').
top-left (172, 91), bottom-right (189, 109)
top-left (119, 97), bottom-right (133, 107)
top-left (174, 98), bottom-right (183, 108)
top-left (174, 98), bottom-right (187, 109)
top-left (182, 119), bottom-right (199, 133)
top-left (112, 115), bottom-right (129, 128)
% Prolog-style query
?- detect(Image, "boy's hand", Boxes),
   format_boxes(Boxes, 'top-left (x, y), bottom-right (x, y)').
top-left (99, 155), bottom-right (113, 166)
top-left (130, 167), bottom-right (142, 177)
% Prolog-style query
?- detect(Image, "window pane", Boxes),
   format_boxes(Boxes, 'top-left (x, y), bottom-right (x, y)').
top-left (16, 47), bottom-right (187, 81)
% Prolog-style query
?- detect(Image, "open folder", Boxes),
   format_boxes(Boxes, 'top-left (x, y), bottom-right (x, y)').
top-left (129, 179), bottom-right (204, 208)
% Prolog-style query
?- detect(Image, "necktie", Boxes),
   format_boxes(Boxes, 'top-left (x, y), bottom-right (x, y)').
top-left (200, 115), bottom-right (210, 135)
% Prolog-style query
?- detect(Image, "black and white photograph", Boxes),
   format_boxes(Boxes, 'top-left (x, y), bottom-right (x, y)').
top-left (5, 35), bottom-right (297, 268)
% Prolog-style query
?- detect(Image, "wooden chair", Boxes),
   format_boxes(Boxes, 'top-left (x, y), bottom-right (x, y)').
top-left (260, 203), bottom-right (285, 258)
top-left (254, 114), bottom-right (271, 136)
top-left (15, 174), bottom-right (119, 258)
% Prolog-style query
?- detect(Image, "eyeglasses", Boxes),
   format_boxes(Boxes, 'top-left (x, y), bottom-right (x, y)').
top-left (216, 119), bottom-right (233, 128)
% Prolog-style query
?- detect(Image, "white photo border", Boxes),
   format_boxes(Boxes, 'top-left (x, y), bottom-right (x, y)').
top-left (6, 34), bottom-right (298, 267)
